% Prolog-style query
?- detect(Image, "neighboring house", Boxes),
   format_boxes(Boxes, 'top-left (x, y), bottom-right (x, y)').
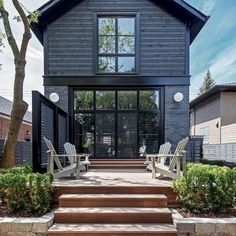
top-left (190, 84), bottom-right (236, 144)
top-left (31, 0), bottom-right (208, 159)
top-left (0, 96), bottom-right (32, 142)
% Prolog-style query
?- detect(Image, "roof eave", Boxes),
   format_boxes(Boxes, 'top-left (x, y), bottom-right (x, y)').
top-left (190, 85), bottom-right (236, 108)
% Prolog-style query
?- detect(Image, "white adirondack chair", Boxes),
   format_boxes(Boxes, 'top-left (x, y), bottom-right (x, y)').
top-left (145, 142), bottom-right (172, 170)
top-left (43, 137), bottom-right (78, 179)
top-left (151, 137), bottom-right (189, 179)
top-left (64, 142), bottom-right (91, 171)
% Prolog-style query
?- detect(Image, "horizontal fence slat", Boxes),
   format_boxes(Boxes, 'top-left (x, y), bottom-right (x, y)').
top-left (203, 143), bottom-right (236, 163)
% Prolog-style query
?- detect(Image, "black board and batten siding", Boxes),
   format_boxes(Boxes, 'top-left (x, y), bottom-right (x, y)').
top-left (32, 91), bottom-right (68, 172)
top-left (45, 0), bottom-right (187, 77)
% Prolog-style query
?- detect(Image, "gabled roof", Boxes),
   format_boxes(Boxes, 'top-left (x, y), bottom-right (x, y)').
top-left (31, 0), bottom-right (209, 44)
top-left (0, 96), bottom-right (32, 123)
top-left (190, 84), bottom-right (236, 109)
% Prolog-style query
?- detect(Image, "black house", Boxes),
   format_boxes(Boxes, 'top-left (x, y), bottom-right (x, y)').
top-left (32, 0), bottom-right (208, 160)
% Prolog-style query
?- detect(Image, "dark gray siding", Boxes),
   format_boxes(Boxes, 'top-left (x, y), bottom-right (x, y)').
top-left (46, 0), bottom-right (186, 77)
top-left (44, 86), bottom-right (69, 112)
top-left (164, 86), bottom-right (189, 149)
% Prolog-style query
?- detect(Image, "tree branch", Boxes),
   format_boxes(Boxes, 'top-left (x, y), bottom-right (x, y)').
top-left (12, 0), bottom-right (31, 61)
top-left (0, 7), bottom-right (19, 59)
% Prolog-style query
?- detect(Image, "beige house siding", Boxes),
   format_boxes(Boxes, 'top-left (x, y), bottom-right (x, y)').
top-left (194, 118), bottom-right (221, 144)
top-left (221, 92), bottom-right (236, 126)
top-left (221, 123), bottom-right (236, 143)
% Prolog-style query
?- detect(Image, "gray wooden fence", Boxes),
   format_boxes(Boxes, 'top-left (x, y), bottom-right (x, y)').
top-left (203, 143), bottom-right (236, 163)
top-left (0, 139), bottom-right (32, 166)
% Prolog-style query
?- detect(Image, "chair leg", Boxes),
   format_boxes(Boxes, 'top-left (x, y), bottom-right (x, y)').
top-left (151, 157), bottom-right (156, 179)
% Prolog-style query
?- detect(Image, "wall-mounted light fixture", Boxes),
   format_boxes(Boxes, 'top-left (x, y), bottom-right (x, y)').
top-left (216, 121), bottom-right (219, 128)
top-left (49, 93), bottom-right (60, 103)
top-left (174, 92), bottom-right (184, 103)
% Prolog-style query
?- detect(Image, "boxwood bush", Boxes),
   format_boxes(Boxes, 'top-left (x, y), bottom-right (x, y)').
top-left (0, 166), bottom-right (53, 215)
top-left (173, 163), bottom-right (236, 213)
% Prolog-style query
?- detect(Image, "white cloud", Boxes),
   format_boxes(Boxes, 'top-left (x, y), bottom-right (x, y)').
top-left (191, 40), bottom-right (236, 99)
top-left (201, 0), bottom-right (217, 14)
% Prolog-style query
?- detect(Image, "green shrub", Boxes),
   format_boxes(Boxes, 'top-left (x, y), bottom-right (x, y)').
top-left (0, 166), bottom-right (53, 215)
top-left (173, 163), bottom-right (236, 213)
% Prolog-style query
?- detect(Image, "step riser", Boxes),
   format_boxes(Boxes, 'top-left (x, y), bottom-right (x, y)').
top-left (48, 232), bottom-right (177, 236)
top-left (54, 213), bottom-right (173, 224)
top-left (53, 187), bottom-right (179, 208)
top-left (89, 165), bottom-right (146, 169)
top-left (59, 198), bottom-right (167, 208)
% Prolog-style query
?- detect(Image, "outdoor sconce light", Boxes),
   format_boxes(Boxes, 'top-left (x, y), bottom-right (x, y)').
top-left (50, 92), bottom-right (60, 103)
top-left (174, 92), bottom-right (184, 103)
top-left (216, 121), bottom-right (219, 128)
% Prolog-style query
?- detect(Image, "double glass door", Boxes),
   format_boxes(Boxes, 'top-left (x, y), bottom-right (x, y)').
top-left (73, 89), bottom-right (161, 159)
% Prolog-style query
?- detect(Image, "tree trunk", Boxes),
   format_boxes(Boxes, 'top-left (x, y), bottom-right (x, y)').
top-left (1, 62), bottom-right (28, 168)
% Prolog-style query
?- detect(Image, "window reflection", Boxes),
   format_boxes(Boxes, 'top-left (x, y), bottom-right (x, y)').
top-left (140, 91), bottom-right (160, 110)
top-left (96, 91), bottom-right (116, 110)
top-left (74, 113), bottom-right (94, 155)
top-left (74, 91), bottom-right (94, 110)
top-left (98, 57), bottom-right (116, 73)
top-left (118, 91), bottom-right (137, 110)
top-left (118, 57), bottom-right (135, 73)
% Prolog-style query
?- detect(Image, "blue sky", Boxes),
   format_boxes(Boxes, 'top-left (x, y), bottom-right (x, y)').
top-left (0, 0), bottom-right (236, 107)
top-left (188, 0), bottom-right (236, 98)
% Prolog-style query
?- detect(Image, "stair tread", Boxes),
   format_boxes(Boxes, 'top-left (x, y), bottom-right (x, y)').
top-left (49, 223), bottom-right (177, 232)
top-left (55, 207), bottom-right (171, 214)
top-left (60, 194), bottom-right (167, 199)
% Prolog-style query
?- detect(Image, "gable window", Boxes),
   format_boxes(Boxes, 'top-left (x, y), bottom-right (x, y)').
top-left (97, 15), bottom-right (136, 74)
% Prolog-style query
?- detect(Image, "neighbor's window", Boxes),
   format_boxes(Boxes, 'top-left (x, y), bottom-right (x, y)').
top-left (200, 127), bottom-right (210, 144)
top-left (98, 16), bottom-right (136, 73)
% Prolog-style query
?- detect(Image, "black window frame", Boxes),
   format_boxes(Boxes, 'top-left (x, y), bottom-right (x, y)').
top-left (71, 87), bottom-right (164, 159)
top-left (95, 12), bottom-right (140, 75)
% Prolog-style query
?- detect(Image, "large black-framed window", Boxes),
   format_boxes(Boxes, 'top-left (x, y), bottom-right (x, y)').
top-left (72, 88), bottom-right (164, 159)
top-left (97, 14), bottom-right (138, 74)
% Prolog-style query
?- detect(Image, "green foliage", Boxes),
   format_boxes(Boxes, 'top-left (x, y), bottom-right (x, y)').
top-left (0, 166), bottom-right (53, 215)
top-left (198, 70), bottom-right (215, 95)
top-left (200, 158), bottom-right (225, 166)
top-left (173, 163), bottom-right (236, 213)
top-left (0, 0), bottom-right (3, 11)
top-left (28, 10), bottom-right (40, 24)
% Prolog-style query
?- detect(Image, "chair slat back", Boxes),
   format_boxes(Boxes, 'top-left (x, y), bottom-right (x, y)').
top-left (64, 142), bottom-right (77, 165)
top-left (43, 137), bottom-right (63, 170)
top-left (159, 142), bottom-right (171, 165)
top-left (169, 137), bottom-right (189, 170)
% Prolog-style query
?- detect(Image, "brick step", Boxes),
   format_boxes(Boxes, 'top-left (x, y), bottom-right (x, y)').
top-left (52, 185), bottom-right (179, 208)
top-left (48, 223), bottom-right (177, 236)
top-left (59, 194), bottom-right (168, 207)
top-left (89, 164), bottom-right (146, 169)
top-left (54, 207), bottom-right (173, 224)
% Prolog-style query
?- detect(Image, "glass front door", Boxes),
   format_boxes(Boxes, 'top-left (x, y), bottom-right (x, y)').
top-left (73, 89), bottom-right (162, 159)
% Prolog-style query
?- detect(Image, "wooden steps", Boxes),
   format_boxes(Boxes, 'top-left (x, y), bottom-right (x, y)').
top-left (59, 194), bottom-right (168, 207)
top-left (54, 207), bottom-right (173, 223)
top-left (48, 223), bottom-right (177, 235)
top-left (49, 184), bottom-right (177, 235)
top-left (53, 185), bottom-right (179, 208)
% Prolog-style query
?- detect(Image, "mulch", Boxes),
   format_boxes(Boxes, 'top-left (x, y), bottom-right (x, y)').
top-left (178, 207), bottom-right (236, 218)
top-left (0, 205), bottom-right (47, 218)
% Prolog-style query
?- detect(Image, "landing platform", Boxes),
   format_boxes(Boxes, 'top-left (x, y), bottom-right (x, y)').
top-left (52, 169), bottom-right (178, 207)
top-left (53, 169), bottom-right (172, 187)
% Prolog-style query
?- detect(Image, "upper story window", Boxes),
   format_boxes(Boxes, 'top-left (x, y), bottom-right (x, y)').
top-left (97, 15), bottom-right (136, 74)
